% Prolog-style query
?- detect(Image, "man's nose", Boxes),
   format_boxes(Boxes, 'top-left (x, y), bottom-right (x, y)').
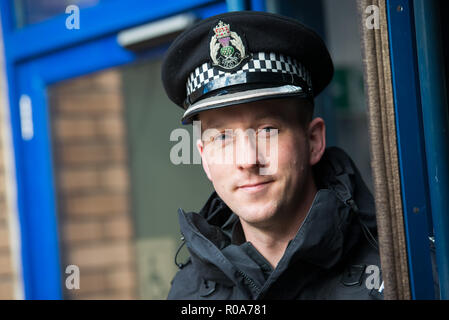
top-left (235, 132), bottom-right (264, 169)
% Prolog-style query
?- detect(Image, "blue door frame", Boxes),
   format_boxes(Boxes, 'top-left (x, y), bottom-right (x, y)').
top-left (387, 0), bottom-right (449, 299)
top-left (0, 0), bottom-right (445, 299)
top-left (0, 0), bottom-right (269, 299)
top-left (386, 0), bottom-right (435, 299)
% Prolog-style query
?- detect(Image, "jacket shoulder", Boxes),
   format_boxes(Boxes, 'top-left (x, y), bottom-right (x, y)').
top-left (330, 241), bottom-right (383, 300)
top-left (167, 261), bottom-right (201, 300)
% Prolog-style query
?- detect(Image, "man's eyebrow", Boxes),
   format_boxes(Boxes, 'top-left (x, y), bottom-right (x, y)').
top-left (254, 112), bottom-right (284, 122)
top-left (202, 119), bottom-right (226, 130)
top-left (201, 110), bottom-right (284, 129)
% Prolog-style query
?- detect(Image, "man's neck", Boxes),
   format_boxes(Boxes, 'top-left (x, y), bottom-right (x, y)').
top-left (239, 177), bottom-right (318, 269)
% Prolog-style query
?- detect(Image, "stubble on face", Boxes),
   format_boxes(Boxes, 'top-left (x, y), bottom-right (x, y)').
top-left (199, 99), bottom-right (317, 231)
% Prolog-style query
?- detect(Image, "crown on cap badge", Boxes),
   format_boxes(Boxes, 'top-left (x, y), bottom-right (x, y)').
top-left (210, 21), bottom-right (247, 70)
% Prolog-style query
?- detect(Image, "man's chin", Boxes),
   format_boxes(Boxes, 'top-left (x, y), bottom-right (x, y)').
top-left (234, 202), bottom-right (279, 226)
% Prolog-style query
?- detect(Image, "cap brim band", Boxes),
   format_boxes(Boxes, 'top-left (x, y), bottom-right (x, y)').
top-left (181, 84), bottom-right (306, 124)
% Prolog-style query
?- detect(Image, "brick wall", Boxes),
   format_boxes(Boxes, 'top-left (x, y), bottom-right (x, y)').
top-left (0, 139), bottom-right (15, 299)
top-left (0, 21), bottom-right (19, 299)
top-left (49, 69), bottom-right (137, 299)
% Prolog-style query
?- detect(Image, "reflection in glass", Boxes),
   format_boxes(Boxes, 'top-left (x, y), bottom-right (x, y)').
top-left (14, 0), bottom-right (101, 28)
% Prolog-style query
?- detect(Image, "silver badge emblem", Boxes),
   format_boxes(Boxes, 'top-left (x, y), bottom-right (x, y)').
top-left (210, 21), bottom-right (247, 70)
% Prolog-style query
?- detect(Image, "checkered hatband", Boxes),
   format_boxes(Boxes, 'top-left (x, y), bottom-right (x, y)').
top-left (186, 52), bottom-right (312, 98)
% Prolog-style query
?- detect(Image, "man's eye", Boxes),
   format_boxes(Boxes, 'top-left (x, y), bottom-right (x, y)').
top-left (215, 133), bottom-right (231, 141)
top-left (259, 127), bottom-right (278, 135)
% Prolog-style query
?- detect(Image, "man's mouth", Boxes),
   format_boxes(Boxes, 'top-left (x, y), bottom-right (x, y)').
top-left (237, 180), bottom-right (274, 193)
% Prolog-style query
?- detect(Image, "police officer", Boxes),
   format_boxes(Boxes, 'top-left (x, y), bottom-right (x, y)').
top-left (161, 11), bottom-right (382, 300)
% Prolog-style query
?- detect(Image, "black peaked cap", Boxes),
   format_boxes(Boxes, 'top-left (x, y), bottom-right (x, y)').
top-left (161, 11), bottom-right (334, 117)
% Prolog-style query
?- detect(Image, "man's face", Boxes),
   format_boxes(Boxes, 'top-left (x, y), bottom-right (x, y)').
top-left (197, 98), bottom-right (326, 229)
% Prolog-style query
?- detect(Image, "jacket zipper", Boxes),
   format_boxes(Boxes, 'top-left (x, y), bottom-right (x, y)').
top-left (236, 270), bottom-right (261, 295)
top-left (179, 208), bottom-right (260, 296)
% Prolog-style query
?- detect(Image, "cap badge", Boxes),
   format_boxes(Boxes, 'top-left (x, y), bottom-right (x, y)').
top-left (210, 21), bottom-right (247, 70)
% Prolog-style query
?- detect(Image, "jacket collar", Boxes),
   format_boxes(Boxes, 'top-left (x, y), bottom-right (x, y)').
top-left (177, 147), bottom-right (376, 289)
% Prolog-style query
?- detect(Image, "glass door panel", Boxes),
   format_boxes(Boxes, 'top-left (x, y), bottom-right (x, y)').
top-left (48, 56), bottom-right (212, 299)
top-left (14, 0), bottom-right (103, 28)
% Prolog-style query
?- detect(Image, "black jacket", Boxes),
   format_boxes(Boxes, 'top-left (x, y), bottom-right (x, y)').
top-left (168, 147), bottom-right (383, 300)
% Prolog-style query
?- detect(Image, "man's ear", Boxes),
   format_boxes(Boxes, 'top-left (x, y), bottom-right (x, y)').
top-left (196, 139), bottom-right (212, 181)
top-left (307, 117), bottom-right (326, 166)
